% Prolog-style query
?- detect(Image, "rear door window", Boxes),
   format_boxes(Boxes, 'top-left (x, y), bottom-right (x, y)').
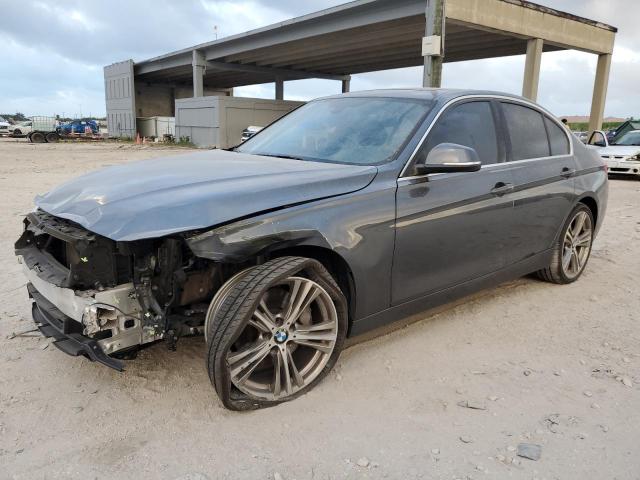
top-left (502, 103), bottom-right (550, 160)
top-left (418, 101), bottom-right (499, 165)
top-left (544, 117), bottom-right (570, 155)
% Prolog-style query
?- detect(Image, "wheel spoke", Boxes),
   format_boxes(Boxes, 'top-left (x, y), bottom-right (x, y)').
top-left (273, 350), bottom-right (282, 397)
top-left (284, 280), bottom-right (321, 325)
top-left (252, 304), bottom-right (277, 333)
top-left (574, 249), bottom-right (583, 271)
top-left (574, 231), bottom-right (591, 247)
top-left (295, 320), bottom-right (336, 332)
top-left (280, 347), bottom-right (293, 395)
top-left (294, 330), bottom-right (336, 342)
top-left (258, 300), bottom-right (277, 324)
top-left (572, 212), bottom-right (587, 237)
top-left (286, 348), bottom-right (304, 387)
top-left (247, 318), bottom-right (268, 332)
top-left (228, 340), bottom-right (272, 385)
top-left (294, 320), bottom-right (337, 341)
top-left (292, 338), bottom-right (333, 354)
top-left (562, 248), bottom-right (573, 271)
top-left (569, 250), bottom-right (579, 273)
top-left (564, 230), bottom-right (574, 244)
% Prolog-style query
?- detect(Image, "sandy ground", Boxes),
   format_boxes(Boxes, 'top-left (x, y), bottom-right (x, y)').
top-left (0, 137), bottom-right (638, 480)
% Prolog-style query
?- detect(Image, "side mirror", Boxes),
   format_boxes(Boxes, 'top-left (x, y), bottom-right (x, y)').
top-left (588, 130), bottom-right (608, 148)
top-left (415, 143), bottom-right (482, 175)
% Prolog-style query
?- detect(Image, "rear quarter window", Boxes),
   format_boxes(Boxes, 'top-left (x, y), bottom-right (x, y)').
top-left (544, 117), bottom-right (570, 155)
top-left (502, 102), bottom-right (550, 161)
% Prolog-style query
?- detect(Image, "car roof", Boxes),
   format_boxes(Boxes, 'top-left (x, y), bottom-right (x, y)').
top-left (320, 88), bottom-right (527, 103)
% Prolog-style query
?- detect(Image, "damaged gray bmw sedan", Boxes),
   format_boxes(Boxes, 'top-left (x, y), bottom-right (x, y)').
top-left (15, 89), bottom-right (608, 410)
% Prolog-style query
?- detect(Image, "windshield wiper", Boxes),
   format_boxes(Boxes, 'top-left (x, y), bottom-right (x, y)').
top-left (257, 153), bottom-right (306, 161)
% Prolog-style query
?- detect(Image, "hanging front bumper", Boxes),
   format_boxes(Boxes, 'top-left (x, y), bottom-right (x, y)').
top-left (28, 283), bottom-right (125, 371)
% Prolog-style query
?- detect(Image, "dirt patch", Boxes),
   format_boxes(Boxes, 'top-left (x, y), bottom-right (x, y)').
top-left (0, 138), bottom-right (638, 479)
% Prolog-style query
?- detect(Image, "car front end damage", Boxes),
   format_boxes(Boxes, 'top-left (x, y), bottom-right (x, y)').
top-left (15, 209), bottom-right (241, 370)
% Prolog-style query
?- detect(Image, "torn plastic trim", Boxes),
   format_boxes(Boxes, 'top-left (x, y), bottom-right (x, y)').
top-left (29, 284), bottom-right (125, 371)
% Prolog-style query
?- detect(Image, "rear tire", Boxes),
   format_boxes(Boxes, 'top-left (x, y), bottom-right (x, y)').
top-left (536, 204), bottom-right (594, 284)
top-left (45, 132), bottom-right (60, 143)
top-left (206, 256), bottom-right (347, 410)
top-left (30, 132), bottom-right (45, 143)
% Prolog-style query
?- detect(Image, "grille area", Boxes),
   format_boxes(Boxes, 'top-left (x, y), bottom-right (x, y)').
top-left (16, 210), bottom-right (133, 289)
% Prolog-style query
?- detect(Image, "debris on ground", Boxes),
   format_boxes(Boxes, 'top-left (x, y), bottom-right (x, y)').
top-left (356, 457), bottom-right (370, 468)
top-left (6, 327), bottom-right (39, 339)
top-left (516, 443), bottom-right (542, 461)
top-left (618, 376), bottom-right (633, 387)
top-left (457, 400), bottom-right (486, 410)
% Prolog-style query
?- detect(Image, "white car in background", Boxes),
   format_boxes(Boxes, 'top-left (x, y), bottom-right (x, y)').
top-left (588, 129), bottom-right (640, 178)
top-left (9, 120), bottom-right (33, 137)
top-left (0, 120), bottom-right (9, 136)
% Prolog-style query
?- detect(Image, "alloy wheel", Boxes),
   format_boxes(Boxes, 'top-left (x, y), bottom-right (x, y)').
top-left (561, 210), bottom-right (593, 279)
top-left (225, 276), bottom-right (338, 400)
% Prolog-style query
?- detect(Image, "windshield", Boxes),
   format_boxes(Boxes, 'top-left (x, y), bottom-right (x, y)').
top-left (612, 131), bottom-right (640, 146)
top-left (236, 97), bottom-right (434, 165)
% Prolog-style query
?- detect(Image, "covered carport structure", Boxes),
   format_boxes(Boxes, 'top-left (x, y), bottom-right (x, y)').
top-left (105, 0), bottom-right (616, 138)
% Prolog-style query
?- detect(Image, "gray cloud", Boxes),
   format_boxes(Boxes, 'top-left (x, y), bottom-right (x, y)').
top-left (0, 0), bottom-right (637, 118)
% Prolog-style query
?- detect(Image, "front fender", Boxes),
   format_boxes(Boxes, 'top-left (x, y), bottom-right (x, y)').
top-left (185, 222), bottom-right (333, 262)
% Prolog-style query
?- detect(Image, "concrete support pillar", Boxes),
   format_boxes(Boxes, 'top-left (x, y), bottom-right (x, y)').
top-left (341, 77), bottom-right (351, 93)
top-left (192, 50), bottom-right (206, 97)
top-left (275, 76), bottom-right (284, 100)
top-left (422, 0), bottom-right (444, 88)
top-left (588, 53), bottom-right (613, 132)
top-left (522, 38), bottom-right (543, 101)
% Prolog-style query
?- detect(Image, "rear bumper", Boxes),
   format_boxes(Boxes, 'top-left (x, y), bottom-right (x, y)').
top-left (28, 283), bottom-right (124, 371)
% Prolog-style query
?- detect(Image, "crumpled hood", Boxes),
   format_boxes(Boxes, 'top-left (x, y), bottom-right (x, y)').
top-left (35, 149), bottom-right (377, 241)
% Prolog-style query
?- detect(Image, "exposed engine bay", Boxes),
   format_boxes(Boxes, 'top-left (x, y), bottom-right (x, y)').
top-left (15, 209), bottom-right (249, 369)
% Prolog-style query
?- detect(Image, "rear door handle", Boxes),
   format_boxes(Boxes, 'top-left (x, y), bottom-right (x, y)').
top-left (561, 167), bottom-right (576, 178)
top-left (490, 182), bottom-right (514, 196)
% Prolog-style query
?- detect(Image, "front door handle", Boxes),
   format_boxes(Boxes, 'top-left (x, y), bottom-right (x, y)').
top-left (490, 182), bottom-right (514, 196)
top-left (561, 167), bottom-right (576, 178)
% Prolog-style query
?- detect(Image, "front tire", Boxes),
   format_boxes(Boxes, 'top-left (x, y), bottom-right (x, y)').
top-left (206, 256), bottom-right (347, 410)
top-left (30, 132), bottom-right (45, 143)
top-left (537, 204), bottom-right (594, 284)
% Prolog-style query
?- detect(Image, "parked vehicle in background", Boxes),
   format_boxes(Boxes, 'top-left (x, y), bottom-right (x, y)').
top-left (241, 125), bottom-right (263, 142)
top-left (27, 116), bottom-right (61, 143)
top-left (573, 131), bottom-right (588, 143)
top-left (25, 117), bottom-right (103, 143)
top-left (57, 119), bottom-right (99, 135)
top-left (0, 120), bottom-right (9, 136)
top-left (9, 120), bottom-right (33, 137)
top-left (588, 129), bottom-right (640, 178)
top-left (606, 119), bottom-right (640, 144)
top-left (15, 89), bottom-right (608, 410)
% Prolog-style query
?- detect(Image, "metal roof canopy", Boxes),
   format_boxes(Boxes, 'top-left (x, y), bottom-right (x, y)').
top-left (133, 0), bottom-right (617, 89)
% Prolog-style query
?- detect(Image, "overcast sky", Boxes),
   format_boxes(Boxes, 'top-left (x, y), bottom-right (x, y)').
top-left (0, 0), bottom-right (637, 118)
